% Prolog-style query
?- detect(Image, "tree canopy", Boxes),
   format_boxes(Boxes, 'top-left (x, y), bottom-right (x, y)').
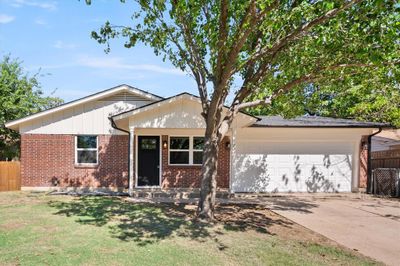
top-left (87, 0), bottom-right (399, 219)
top-left (0, 55), bottom-right (63, 160)
top-left (89, 0), bottom-right (399, 112)
top-left (248, 59), bottom-right (400, 127)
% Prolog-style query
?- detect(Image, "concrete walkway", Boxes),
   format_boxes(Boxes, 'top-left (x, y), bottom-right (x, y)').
top-left (124, 193), bottom-right (399, 264)
top-left (268, 195), bottom-right (400, 266)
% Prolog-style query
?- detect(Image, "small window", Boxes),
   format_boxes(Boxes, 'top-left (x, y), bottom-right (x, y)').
top-left (169, 137), bottom-right (189, 164)
top-left (170, 151), bottom-right (189, 164)
top-left (141, 139), bottom-right (157, 150)
top-left (170, 137), bottom-right (189, 150)
top-left (169, 136), bottom-right (204, 165)
top-left (76, 135), bottom-right (98, 164)
top-left (193, 137), bottom-right (204, 165)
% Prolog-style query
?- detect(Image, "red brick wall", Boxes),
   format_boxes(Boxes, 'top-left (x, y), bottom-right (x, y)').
top-left (359, 136), bottom-right (368, 188)
top-left (21, 134), bottom-right (128, 188)
top-left (21, 134), bottom-right (230, 189)
top-left (161, 135), bottom-right (230, 188)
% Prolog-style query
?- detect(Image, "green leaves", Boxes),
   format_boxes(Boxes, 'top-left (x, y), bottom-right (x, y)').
top-left (87, 0), bottom-right (399, 126)
top-left (0, 55), bottom-right (64, 160)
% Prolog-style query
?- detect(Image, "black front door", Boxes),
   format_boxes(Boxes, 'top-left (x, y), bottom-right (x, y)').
top-left (137, 136), bottom-right (160, 186)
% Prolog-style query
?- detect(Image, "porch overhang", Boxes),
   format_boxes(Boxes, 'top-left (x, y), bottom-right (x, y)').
top-left (111, 93), bottom-right (258, 131)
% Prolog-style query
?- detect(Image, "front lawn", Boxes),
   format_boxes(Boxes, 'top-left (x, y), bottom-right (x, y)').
top-left (0, 192), bottom-right (378, 265)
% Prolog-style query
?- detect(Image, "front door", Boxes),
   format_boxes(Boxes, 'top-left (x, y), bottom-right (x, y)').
top-left (137, 136), bottom-right (160, 187)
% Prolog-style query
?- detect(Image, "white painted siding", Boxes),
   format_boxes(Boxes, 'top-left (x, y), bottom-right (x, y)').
top-left (129, 98), bottom-right (205, 128)
top-left (127, 97), bottom-right (255, 129)
top-left (231, 128), bottom-right (373, 193)
top-left (20, 100), bottom-right (150, 134)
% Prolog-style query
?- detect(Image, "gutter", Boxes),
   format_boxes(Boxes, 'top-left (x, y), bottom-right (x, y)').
top-left (366, 127), bottom-right (383, 194)
top-left (109, 117), bottom-right (131, 195)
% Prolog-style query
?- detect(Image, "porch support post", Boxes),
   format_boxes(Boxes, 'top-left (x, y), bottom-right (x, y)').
top-left (129, 127), bottom-right (135, 196)
top-left (229, 124), bottom-right (237, 194)
top-left (352, 139), bottom-right (361, 192)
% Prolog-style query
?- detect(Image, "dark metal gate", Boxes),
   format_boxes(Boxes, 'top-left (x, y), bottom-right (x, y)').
top-left (371, 168), bottom-right (400, 197)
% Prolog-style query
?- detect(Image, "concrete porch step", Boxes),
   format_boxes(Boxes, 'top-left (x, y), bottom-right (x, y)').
top-left (130, 189), bottom-right (230, 199)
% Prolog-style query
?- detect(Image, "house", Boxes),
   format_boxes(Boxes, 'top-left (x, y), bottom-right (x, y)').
top-left (372, 129), bottom-right (400, 152)
top-left (370, 129), bottom-right (400, 170)
top-left (5, 84), bottom-right (388, 193)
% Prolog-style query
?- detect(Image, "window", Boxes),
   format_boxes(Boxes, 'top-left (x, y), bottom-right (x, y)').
top-left (169, 137), bottom-right (189, 164)
top-left (76, 135), bottom-right (98, 164)
top-left (141, 138), bottom-right (157, 150)
top-left (169, 136), bottom-right (204, 165)
top-left (193, 137), bottom-right (204, 164)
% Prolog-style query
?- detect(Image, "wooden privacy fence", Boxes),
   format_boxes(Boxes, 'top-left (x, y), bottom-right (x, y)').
top-left (0, 161), bottom-right (21, 191)
top-left (371, 150), bottom-right (400, 169)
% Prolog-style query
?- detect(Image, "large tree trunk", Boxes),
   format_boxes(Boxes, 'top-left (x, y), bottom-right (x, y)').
top-left (197, 130), bottom-right (220, 220)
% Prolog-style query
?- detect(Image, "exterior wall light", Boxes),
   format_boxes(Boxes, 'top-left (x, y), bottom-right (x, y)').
top-left (163, 140), bottom-right (168, 149)
top-left (225, 141), bottom-right (231, 150)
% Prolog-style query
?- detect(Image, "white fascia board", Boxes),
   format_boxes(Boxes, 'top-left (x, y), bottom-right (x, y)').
top-left (113, 94), bottom-right (196, 121)
top-left (112, 93), bottom-right (258, 127)
top-left (5, 85), bottom-right (161, 130)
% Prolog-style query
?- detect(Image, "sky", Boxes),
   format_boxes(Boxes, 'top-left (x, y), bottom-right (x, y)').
top-left (0, 0), bottom-right (196, 102)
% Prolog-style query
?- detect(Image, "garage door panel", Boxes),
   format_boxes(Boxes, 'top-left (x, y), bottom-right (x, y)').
top-left (234, 154), bottom-right (271, 192)
top-left (232, 141), bottom-right (354, 193)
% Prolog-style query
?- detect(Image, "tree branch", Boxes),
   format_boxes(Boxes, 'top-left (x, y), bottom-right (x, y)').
top-left (210, 0), bottom-right (279, 125)
top-left (220, 0), bottom-right (278, 85)
top-left (236, 60), bottom-right (399, 110)
top-left (173, 13), bottom-right (210, 113)
top-left (242, 0), bottom-right (362, 70)
top-left (215, 0), bottom-right (229, 83)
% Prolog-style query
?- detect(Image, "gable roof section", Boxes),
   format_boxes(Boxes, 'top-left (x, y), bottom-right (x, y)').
top-left (111, 92), bottom-right (259, 123)
top-left (252, 115), bottom-right (390, 128)
top-left (5, 84), bottom-right (163, 130)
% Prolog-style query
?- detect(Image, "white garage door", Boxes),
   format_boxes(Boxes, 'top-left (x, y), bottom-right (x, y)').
top-left (232, 141), bottom-right (353, 193)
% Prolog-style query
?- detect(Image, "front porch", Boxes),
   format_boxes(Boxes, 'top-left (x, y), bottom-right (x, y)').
top-left (127, 130), bottom-right (231, 192)
top-left (110, 93), bottom-right (255, 193)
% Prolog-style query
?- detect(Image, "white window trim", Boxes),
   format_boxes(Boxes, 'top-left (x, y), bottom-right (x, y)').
top-left (192, 136), bottom-right (204, 165)
top-left (168, 136), bottom-right (204, 166)
top-left (75, 135), bottom-right (99, 166)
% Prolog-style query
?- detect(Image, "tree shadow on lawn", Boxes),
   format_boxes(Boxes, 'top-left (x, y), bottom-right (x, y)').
top-left (48, 196), bottom-right (292, 247)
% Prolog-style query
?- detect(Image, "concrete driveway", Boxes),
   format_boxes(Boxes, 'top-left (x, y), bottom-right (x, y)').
top-left (267, 195), bottom-right (400, 265)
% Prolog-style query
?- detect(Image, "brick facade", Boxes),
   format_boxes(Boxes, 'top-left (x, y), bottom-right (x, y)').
top-left (21, 134), bottom-right (230, 189)
top-left (160, 136), bottom-right (230, 189)
top-left (21, 134), bottom-right (129, 188)
top-left (359, 136), bottom-right (369, 189)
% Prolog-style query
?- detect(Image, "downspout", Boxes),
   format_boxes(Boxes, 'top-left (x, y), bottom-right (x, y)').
top-left (109, 117), bottom-right (131, 195)
top-left (366, 127), bottom-right (382, 194)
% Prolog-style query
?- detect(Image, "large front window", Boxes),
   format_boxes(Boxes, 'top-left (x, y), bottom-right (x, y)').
top-left (169, 136), bottom-right (204, 165)
top-left (75, 135), bottom-right (98, 165)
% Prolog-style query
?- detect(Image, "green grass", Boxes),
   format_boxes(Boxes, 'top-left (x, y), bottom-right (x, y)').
top-left (0, 192), bottom-right (379, 266)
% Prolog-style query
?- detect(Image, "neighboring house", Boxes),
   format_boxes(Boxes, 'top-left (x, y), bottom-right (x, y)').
top-left (370, 130), bottom-right (400, 170)
top-left (372, 129), bottom-right (400, 152)
top-left (5, 84), bottom-right (388, 193)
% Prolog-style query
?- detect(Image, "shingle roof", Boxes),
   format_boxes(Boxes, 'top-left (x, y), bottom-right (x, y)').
top-left (252, 115), bottom-right (390, 128)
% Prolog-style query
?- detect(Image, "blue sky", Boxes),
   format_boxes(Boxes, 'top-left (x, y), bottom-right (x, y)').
top-left (0, 0), bottom-right (196, 102)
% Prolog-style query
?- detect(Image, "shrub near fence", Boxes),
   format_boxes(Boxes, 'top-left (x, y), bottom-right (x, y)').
top-left (0, 161), bottom-right (21, 191)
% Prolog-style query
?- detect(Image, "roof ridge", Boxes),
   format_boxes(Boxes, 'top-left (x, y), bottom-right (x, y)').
top-left (5, 84), bottom-right (163, 129)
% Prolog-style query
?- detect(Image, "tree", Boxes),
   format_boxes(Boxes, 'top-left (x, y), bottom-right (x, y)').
top-left (249, 64), bottom-right (400, 126)
top-left (86, 0), bottom-right (399, 220)
top-left (0, 55), bottom-right (64, 160)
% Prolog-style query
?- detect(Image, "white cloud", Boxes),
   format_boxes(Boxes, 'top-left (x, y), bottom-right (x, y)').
top-left (25, 63), bottom-right (73, 71)
top-left (77, 55), bottom-right (185, 76)
top-left (10, 0), bottom-right (57, 11)
top-left (0, 14), bottom-right (15, 24)
top-left (34, 18), bottom-right (46, 25)
top-left (53, 40), bottom-right (78, 50)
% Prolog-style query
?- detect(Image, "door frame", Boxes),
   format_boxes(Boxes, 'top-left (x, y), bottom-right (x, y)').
top-left (135, 134), bottom-right (162, 188)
